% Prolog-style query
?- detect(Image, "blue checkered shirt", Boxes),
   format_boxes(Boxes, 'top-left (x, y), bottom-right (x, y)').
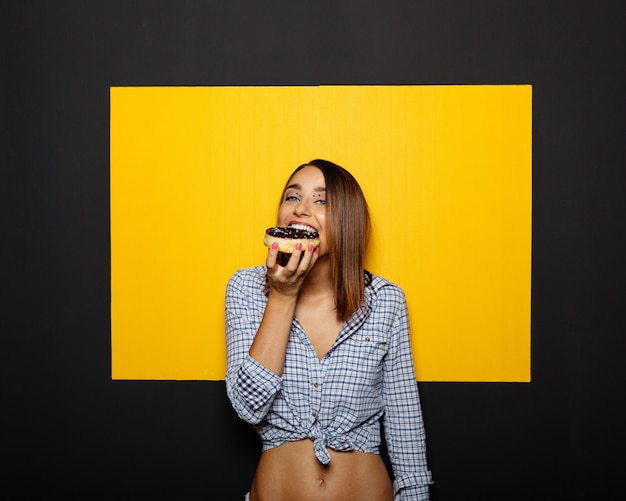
top-left (225, 266), bottom-right (433, 500)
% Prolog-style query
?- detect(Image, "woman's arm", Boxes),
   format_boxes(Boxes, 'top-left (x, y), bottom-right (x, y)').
top-left (381, 288), bottom-right (433, 500)
top-left (225, 243), bottom-right (319, 423)
top-left (249, 242), bottom-right (319, 375)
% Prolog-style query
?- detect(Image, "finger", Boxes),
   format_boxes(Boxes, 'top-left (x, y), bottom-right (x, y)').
top-left (284, 242), bottom-right (304, 272)
top-left (297, 243), bottom-right (316, 272)
top-left (307, 245), bottom-right (321, 270)
top-left (266, 241), bottom-right (279, 268)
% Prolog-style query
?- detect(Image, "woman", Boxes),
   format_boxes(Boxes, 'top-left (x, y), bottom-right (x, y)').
top-left (226, 159), bottom-right (433, 500)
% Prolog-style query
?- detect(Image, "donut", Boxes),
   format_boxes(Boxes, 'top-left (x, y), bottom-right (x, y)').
top-left (263, 226), bottom-right (320, 253)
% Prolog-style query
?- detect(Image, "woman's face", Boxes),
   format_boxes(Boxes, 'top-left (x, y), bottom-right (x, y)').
top-left (277, 165), bottom-right (328, 254)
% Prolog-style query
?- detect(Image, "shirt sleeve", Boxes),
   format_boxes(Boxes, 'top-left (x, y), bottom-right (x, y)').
top-left (225, 270), bottom-right (282, 424)
top-left (381, 287), bottom-right (433, 500)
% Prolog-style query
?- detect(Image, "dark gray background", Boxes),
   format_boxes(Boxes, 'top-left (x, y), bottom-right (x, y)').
top-left (3, 1), bottom-right (624, 499)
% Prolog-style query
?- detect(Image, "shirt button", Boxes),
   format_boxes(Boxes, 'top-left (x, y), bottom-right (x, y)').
top-left (365, 337), bottom-right (370, 342)
top-left (313, 382), bottom-right (319, 388)
top-left (312, 411), bottom-right (317, 417)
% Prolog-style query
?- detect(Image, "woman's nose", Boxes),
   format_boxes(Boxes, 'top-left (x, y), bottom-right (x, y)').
top-left (293, 200), bottom-right (310, 216)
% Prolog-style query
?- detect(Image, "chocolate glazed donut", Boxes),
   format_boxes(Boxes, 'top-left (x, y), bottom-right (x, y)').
top-left (263, 226), bottom-right (320, 254)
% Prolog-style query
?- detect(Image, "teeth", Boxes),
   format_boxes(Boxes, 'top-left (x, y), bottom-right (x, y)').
top-left (289, 224), bottom-right (316, 233)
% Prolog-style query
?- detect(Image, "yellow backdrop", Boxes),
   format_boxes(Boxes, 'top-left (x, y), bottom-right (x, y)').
top-left (110, 85), bottom-right (532, 382)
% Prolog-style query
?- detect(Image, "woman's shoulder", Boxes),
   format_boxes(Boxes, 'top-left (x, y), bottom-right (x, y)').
top-left (227, 265), bottom-right (267, 289)
top-left (365, 271), bottom-right (406, 300)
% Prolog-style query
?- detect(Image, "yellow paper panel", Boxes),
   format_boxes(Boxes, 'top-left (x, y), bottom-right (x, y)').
top-left (110, 85), bottom-right (531, 382)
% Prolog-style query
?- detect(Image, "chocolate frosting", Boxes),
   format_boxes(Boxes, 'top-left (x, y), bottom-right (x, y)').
top-left (265, 226), bottom-right (319, 239)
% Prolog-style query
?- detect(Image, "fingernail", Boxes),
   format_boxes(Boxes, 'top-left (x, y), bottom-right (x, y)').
top-left (307, 244), bottom-right (313, 252)
top-left (272, 242), bottom-right (278, 250)
top-left (314, 247), bottom-right (320, 254)
top-left (296, 242), bottom-right (302, 251)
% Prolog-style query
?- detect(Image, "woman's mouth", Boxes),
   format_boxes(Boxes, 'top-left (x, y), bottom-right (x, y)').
top-left (289, 223), bottom-right (318, 234)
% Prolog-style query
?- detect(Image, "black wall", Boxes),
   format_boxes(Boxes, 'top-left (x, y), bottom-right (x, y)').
top-left (4, 1), bottom-right (625, 500)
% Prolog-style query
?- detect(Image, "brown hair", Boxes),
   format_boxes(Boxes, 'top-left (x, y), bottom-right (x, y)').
top-left (282, 159), bottom-right (371, 320)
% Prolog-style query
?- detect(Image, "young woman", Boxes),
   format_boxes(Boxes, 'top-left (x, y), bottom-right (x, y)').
top-left (226, 159), bottom-right (433, 500)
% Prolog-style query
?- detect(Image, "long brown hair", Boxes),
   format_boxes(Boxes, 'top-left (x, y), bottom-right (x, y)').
top-left (282, 159), bottom-right (371, 320)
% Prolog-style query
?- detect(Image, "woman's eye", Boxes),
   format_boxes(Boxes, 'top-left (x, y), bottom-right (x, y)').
top-left (315, 199), bottom-right (326, 205)
top-left (285, 195), bottom-right (299, 202)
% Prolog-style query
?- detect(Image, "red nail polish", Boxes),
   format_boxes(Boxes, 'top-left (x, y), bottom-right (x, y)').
top-left (272, 242), bottom-right (278, 250)
top-left (296, 242), bottom-right (302, 251)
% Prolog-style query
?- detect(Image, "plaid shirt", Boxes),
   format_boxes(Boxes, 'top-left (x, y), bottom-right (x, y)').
top-left (225, 266), bottom-right (433, 500)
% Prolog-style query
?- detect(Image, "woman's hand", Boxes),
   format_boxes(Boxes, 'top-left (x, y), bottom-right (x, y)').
top-left (265, 242), bottom-right (320, 297)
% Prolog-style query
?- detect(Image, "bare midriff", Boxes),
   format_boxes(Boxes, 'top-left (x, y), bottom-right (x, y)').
top-left (249, 439), bottom-right (394, 501)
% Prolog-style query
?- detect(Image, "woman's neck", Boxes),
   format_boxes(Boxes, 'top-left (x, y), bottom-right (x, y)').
top-left (300, 256), bottom-right (333, 298)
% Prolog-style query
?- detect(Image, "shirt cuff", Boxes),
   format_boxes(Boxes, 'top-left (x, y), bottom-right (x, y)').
top-left (393, 471), bottom-right (433, 500)
top-left (236, 355), bottom-right (282, 410)
top-left (395, 484), bottom-right (430, 501)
